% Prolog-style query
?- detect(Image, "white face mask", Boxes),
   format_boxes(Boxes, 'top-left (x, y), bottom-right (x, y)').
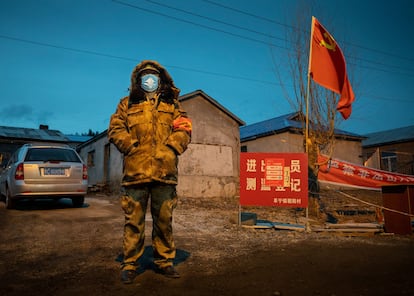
top-left (140, 74), bottom-right (159, 92)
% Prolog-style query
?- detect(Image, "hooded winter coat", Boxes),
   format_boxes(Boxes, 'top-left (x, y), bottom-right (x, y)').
top-left (108, 60), bottom-right (191, 187)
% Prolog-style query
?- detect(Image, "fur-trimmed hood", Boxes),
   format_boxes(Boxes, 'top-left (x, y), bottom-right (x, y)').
top-left (129, 60), bottom-right (180, 104)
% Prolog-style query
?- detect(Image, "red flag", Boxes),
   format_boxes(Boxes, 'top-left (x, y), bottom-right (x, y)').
top-left (309, 17), bottom-right (355, 119)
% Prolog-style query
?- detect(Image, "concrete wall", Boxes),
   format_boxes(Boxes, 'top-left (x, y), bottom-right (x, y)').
top-left (241, 132), bottom-right (304, 153)
top-left (330, 137), bottom-right (363, 164)
top-left (77, 133), bottom-right (118, 189)
top-left (177, 143), bottom-right (236, 198)
top-left (177, 94), bottom-right (241, 198)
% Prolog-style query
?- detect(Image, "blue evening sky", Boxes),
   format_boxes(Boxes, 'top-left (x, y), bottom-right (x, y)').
top-left (0, 0), bottom-right (413, 135)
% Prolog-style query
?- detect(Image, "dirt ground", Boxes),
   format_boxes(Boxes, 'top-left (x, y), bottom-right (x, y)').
top-left (0, 190), bottom-right (413, 296)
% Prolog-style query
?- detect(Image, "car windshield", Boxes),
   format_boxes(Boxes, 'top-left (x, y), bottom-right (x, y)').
top-left (25, 148), bottom-right (81, 163)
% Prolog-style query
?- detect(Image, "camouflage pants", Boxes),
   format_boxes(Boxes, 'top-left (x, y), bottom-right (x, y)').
top-left (120, 183), bottom-right (177, 271)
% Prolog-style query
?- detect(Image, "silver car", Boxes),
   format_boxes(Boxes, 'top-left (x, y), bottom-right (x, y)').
top-left (0, 144), bottom-right (88, 209)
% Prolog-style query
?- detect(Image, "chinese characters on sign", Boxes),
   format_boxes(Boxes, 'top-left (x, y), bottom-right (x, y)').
top-left (240, 153), bottom-right (308, 207)
top-left (264, 158), bottom-right (284, 187)
top-left (318, 155), bottom-right (414, 189)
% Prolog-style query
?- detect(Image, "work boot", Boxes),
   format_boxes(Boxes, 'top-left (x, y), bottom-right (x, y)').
top-left (156, 265), bottom-right (180, 278)
top-left (121, 269), bottom-right (137, 284)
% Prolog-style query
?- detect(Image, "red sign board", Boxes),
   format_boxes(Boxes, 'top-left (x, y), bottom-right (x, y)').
top-left (240, 153), bottom-right (308, 207)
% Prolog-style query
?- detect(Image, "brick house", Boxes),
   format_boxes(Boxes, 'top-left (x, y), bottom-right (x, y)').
top-left (362, 125), bottom-right (414, 175)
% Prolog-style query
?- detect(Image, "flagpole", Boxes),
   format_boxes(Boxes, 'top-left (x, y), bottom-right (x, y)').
top-left (306, 16), bottom-right (315, 154)
top-left (305, 16), bottom-right (315, 233)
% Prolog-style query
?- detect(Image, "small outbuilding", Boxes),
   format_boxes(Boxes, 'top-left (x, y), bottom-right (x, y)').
top-left (77, 90), bottom-right (245, 198)
top-left (0, 125), bottom-right (69, 168)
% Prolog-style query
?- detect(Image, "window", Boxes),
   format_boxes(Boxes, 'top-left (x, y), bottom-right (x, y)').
top-left (241, 145), bottom-right (247, 152)
top-left (25, 148), bottom-right (81, 162)
top-left (87, 150), bottom-right (95, 167)
top-left (381, 151), bottom-right (397, 172)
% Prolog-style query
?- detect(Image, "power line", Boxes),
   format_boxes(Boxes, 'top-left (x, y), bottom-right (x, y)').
top-left (201, 1), bottom-right (414, 74)
top-left (1, 33), bottom-right (412, 104)
top-left (342, 41), bottom-right (414, 64)
top-left (143, 0), bottom-right (286, 43)
top-left (112, 0), bottom-right (288, 50)
top-left (202, 0), bottom-right (414, 64)
top-left (147, 0), bottom-right (414, 76)
top-left (201, 0), bottom-right (296, 30)
top-left (1, 0), bottom-right (413, 103)
top-left (347, 56), bottom-right (414, 76)
top-left (114, 0), bottom-right (414, 77)
top-left (347, 59), bottom-right (414, 77)
top-left (0, 34), bottom-right (280, 86)
top-left (0, 34), bottom-right (136, 62)
top-left (359, 92), bottom-right (413, 103)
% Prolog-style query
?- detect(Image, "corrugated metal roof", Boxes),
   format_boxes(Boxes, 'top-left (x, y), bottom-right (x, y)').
top-left (362, 125), bottom-right (414, 147)
top-left (0, 126), bottom-right (68, 142)
top-left (240, 112), bottom-right (301, 141)
top-left (65, 135), bottom-right (92, 143)
top-left (240, 112), bottom-right (364, 141)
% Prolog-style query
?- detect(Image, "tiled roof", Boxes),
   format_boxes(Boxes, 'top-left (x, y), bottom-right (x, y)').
top-left (65, 135), bottom-right (93, 143)
top-left (240, 112), bottom-right (364, 141)
top-left (362, 125), bottom-right (414, 147)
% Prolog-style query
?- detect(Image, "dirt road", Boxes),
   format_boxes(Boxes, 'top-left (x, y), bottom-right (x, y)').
top-left (0, 194), bottom-right (413, 296)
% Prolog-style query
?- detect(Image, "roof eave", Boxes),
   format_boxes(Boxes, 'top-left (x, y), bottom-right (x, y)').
top-left (179, 90), bottom-right (246, 126)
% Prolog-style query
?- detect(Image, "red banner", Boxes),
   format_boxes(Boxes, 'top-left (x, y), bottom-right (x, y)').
top-left (318, 155), bottom-right (414, 190)
top-left (240, 153), bottom-right (308, 207)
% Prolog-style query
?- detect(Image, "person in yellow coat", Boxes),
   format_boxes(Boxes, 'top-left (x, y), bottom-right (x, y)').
top-left (108, 60), bottom-right (192, 284)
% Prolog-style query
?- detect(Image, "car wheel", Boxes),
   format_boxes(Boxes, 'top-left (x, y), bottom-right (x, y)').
top-left (5, 187), bottom-right (15, 209)
top-left (72, 196), bottom-right (85, 208)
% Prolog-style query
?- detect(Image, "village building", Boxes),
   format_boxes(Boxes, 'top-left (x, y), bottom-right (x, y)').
top-left (1, 94), bottom-right (412, 200)
top-left (240, 112), bottom-right (365, 165)
top-left (0, 125), bottom-right (69, 167)
top-left (362, 125), bottom-right (414, 175)
top-left (77, 90), bottom-right (245, 198)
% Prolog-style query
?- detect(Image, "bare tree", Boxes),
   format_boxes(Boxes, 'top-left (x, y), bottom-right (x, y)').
top-left (273, 6), bottom-right (356, 216)
top-left (282, 11), bottom-right (345, 178)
